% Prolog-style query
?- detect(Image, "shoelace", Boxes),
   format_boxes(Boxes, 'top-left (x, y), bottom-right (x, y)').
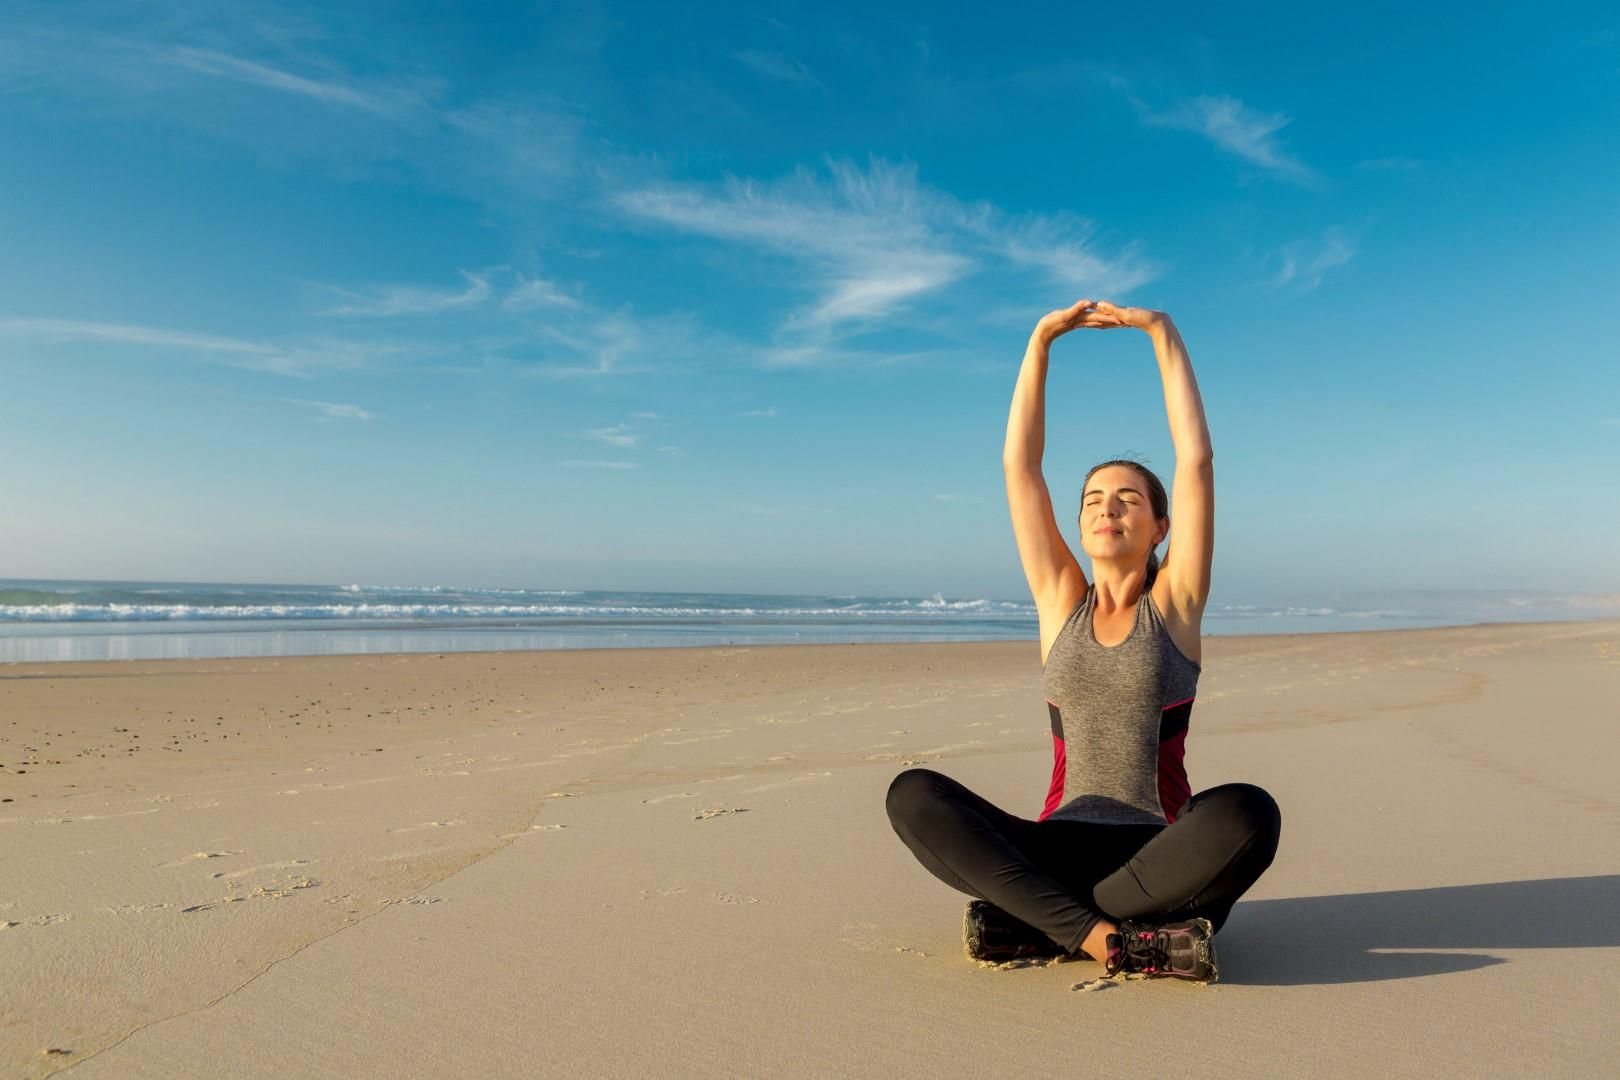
top-left (1120, 927), bottom-right (1170, 975)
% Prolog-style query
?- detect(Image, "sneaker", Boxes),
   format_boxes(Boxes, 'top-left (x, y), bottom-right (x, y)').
top-left (1104, 918), bottom-right (1219, 983)
top-left (962, 900), bottom-right (1065, 962)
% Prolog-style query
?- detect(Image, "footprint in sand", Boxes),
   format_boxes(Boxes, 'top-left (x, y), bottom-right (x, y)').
top-left (638, 887), bottom-right (688, 900)
top-left (101, 903), bottom-right (177, 915)
top-left (375, 894), bottom-right (445, 907)
top-left (742, 771), bottom-right (832, 794)
top-left (389, 820), bottom-right (467, 833)
top-left (641, 792), bottom-right (698, 804)
top-left (249, 878), bottom-right (319, 899)
top-left (694, 807), bottom-right (749, 821)
top-left (159, 850), bottom-right (242, 868)
top-left (212, 859), bottom-right (315, 880)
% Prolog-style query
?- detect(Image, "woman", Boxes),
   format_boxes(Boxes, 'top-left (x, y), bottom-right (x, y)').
top-left (885, 299), bottom-right (1281, 983)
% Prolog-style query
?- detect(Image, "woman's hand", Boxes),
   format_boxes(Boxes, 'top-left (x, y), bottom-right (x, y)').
top-left (1033, 298), bottom-right (1165, 342)
top-left (1089, 300), bottom-right (1166, 332)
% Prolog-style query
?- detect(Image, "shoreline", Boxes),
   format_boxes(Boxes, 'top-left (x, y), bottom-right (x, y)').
top-left (4, 612), bottom-right (1617, 668)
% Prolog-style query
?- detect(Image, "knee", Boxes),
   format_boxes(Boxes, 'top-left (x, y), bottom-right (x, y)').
top-left (1199, 782), bottom-right (1282, 850)
top-left (885, 768), bottom-right (945, 831)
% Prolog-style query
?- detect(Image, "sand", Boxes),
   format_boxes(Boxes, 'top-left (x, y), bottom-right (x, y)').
top-left (3, 620), bottom-right (1618, 1078)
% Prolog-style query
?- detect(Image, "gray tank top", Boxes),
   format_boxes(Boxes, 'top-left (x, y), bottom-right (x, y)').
top-left (1041, 588), bottom-right (1201, 825)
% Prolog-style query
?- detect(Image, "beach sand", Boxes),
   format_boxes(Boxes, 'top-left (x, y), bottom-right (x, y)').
top-left (4, 620), bottom-right (1618, 1077)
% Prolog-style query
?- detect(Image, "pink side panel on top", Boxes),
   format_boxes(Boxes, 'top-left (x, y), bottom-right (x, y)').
top-left (1156, 729), bottom-right (1191, 822)
top-left (1039, 733), bottom-right (1066, 821)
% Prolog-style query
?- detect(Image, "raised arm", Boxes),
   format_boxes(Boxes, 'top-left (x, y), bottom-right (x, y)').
top-left (1002, 299), bottom-right (1117, 610)
top-left (1091, 302), bottom-right (1215, 614)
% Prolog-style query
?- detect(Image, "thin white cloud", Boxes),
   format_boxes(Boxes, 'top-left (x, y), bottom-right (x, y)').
top-left (503, 276), bottom-right (582, 312)
top-left (320, 271), bottom-right (491, 317)
top-left (757, 343), bottom-right (949, 370)
top-left (586, 424), bottom-right (639, 448)
top-left (612, 159), bottom-right (970, 335)
top-left (520, 309), bottom-right (750, 380)
top-left (561, 459), bottom-right (639, 469)
top-left (292, 399), bottom-right (375, 420)
top-left (739, 407), bottom-right (778, 417)
top-left (0, 317), bottom-right (274, 355)
top-left (155, 45), bottom-right (413, 114)
top-left (524, 318), bottom-right (641, 379)
top-left (612, 157), bottom-right (1153, 343)
top-left (1132, 93), bottom-right (1315, 183)
top-left (0, 317), bottom-right (392, 377)
top-left (1271, 226), bottom-right (1356, 292)
top-left (656, 445), bottom-right (686, 456)
top-left (732, 49), bottom-right (822, 88)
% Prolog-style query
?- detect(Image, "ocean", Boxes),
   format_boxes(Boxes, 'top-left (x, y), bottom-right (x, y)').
top-left (0, 579), bottom-right (1614, 664)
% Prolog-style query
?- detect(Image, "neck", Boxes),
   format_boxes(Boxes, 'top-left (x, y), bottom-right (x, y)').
top-left (1088, 562), bottom-right (1149, 610)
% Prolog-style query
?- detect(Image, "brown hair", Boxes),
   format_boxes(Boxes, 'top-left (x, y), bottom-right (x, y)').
top-left (1081, 458), bottom-right (1169, 588)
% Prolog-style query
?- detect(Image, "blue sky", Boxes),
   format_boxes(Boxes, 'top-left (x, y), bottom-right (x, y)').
top-left (2, 1), bottom-right (1617, 603)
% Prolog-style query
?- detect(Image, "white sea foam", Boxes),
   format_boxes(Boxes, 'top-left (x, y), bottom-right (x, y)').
top-left (0, 600), bottom-right (1025, 623)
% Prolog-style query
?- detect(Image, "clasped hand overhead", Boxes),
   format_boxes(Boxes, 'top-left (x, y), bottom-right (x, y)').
top-left (1034, 299), bottom-right (1164, 344)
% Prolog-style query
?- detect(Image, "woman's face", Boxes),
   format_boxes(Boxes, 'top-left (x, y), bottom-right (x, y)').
top-left (1078, 465), bottom-right (1167, 563)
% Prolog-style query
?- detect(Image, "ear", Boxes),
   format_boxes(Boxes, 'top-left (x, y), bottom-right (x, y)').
top-left (1154, 516), bottom-right (1170, 547)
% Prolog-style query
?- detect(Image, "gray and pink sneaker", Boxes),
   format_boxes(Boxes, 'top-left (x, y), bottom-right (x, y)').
top-left (962, 900), bottom-right (1065, 962)
top-left (1104, 918), bottom-right (1219, 983)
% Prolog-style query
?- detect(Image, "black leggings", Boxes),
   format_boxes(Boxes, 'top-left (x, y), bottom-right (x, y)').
top-left (885, 768), bottom-right (1282, 954)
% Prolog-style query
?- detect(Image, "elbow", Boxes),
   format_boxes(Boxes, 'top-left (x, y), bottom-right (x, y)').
top-left (1003, 452), bottom-right (1040, 474)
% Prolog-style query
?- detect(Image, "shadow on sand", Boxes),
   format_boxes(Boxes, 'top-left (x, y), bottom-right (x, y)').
top-left (1216, 875), bottom-right (1620, 986)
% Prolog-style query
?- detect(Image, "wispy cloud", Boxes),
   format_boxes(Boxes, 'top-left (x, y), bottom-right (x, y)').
top-left (1127, 91), bottom-right (1316, 184)
top-left (291, 399), bottom-right (375, 420)
top-left (7, 28), bottom-right (586, 209)
top-left (612, 156), bottom-right (1154, 355)
top-left (0, 317), bottom-right (394, 376)
top-left (0, 316), bottom-right (276, 356)
top-left (585, 424), bottom-right (639, 448)
top-left (732, 49), bottom-right (822, 88)
top-left (502, 276), bottom-right (583, 312)
top-left (320, 270), bottom-right (492, 317)
top-left (154, 45), bottom-right (421, 115)
top-left (1269, 226), bottom-right (1357, 292)
top-left (739, 407), bottom-right (778, 417)
top-left (520, 309), bottom-right (751, 380)
top-left (614, 159), bottom-right (969, 335)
